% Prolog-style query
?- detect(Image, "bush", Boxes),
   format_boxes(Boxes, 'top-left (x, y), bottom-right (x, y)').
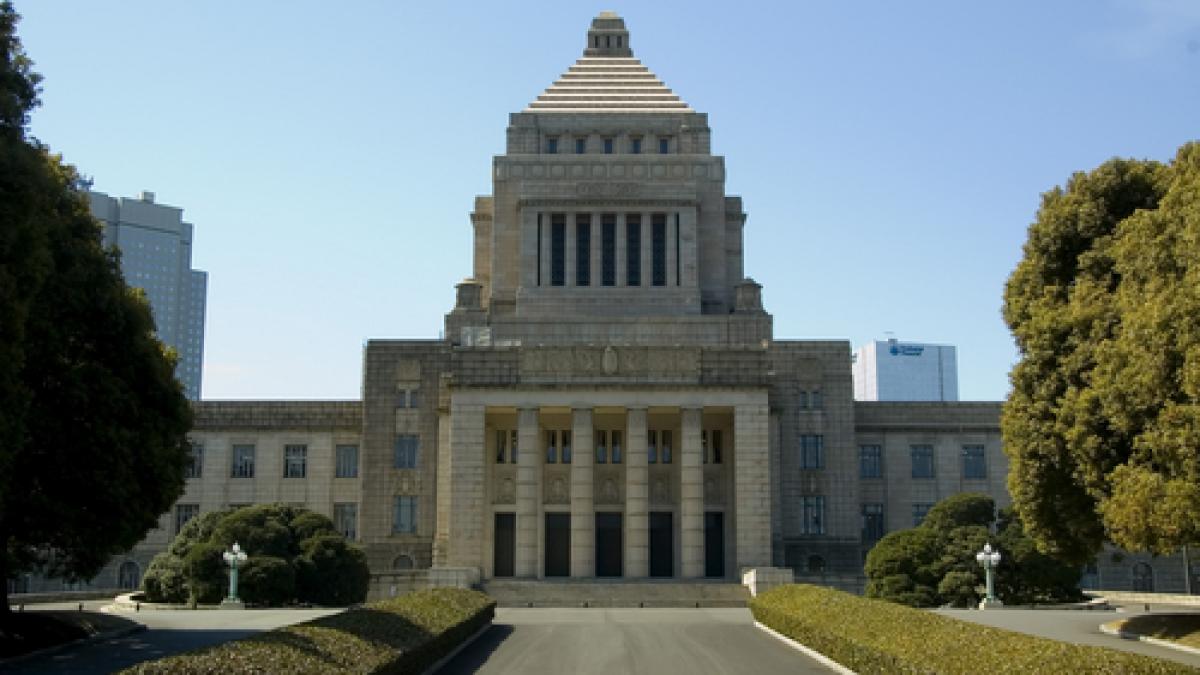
top-left (141, 504), bottom-right (369, 606)
top-left (750, 584), bottom-right (1191, 674)
top-left (296, 535), bottom-right (371, 607)
top-left (118, 588), bottom-right (495, 675)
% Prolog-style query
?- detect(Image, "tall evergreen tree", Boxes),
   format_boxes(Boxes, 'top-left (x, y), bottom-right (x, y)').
top-left (1003, 141), bottom-right (1200, 562)
top-left (0, 1), bottom-right (192, 614)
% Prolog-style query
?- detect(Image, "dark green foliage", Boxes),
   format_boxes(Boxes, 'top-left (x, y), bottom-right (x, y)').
top-left (119, 588), bottom-right (496, 675)
top-left (238, 556), bottom-right (294, 606)
top-left (296, 535), bottom-right (371, 607)
top-left (750, 584), bottom-right (1192, 674)
top-left (865, 494), bottom-right (1080, 607)
top-left (0, 2), bottom-right (191, 613)
top-left (141, 504), bottom-right (368, 606)
top-left (1003, 142), bottom-right (1200, 560)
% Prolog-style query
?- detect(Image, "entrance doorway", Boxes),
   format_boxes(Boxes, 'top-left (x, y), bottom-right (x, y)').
top-left (595, 513), bottom-right (623, 577)
top-left (494, 513), bottom-right (515, 577)
top-left (649, 511), bottom-right (674, 577)
top-left (544, 513), bottom-right (570, 577)
top-left (704, 512), bottom-right (725, 578)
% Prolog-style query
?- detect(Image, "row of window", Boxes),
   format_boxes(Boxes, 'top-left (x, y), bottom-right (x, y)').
top-left (539, 212), bottom-right (678, 288)
top-left (495, 429), bottom-right (725, 465)
top-left (546, 135), bottom-right (672, 155)
top-left (173, 500), bottom-right (410, 540)
top-left (795, 499), bottom-right (937, 539)
top-left (797, 390), bottom-right (823, 410)
top-left (185, 443), bottom-right (362, 480)
top-left (858, 444), bottom-right (988, 480)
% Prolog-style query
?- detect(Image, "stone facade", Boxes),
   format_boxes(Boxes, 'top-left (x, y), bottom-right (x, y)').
top-left (29, 12), bottom-right (1193, 598)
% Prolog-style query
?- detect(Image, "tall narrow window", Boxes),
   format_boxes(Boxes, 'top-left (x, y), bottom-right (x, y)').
top-left (575, 137), bottom-right (587, 154)
top-left (660, 430), bottom-right (673, 463)
top-left (576, 215), bottom-right (591, 286)
top-left (611, 430), bottom-right (622, 464)
top-left (334, 503), bottom-right (358, 540)
top-left (175, 504), bottom-right (199, 535)
top-left (231, 444), bottom-right (255, 478)
top-left (546, 136), bottom-right (558, 154)
top-left (648, 429), bottom-right (658, 464)
top-left (185, 442), bottom-right (203, 479)
top-left (674, 213), bottom-right (681, 285)
top-left (962, 445), bottom-right (987, 479)
top-left (601, 214), bottom-right (616, 286)
top-left (800, 435), bottom-right (824, 469)
top-left (545, 430), bottom-right (558, 464)
top-left (801, 496), bottom-right (825, 535)
top-left (510, 429), bottom-right (519, 463)
top-left (595, 430), bottom-right (608, 464)
top-left (496, 429), bottom-right (507, 464)
top-left (395, 434), bottom-right (419, 469)
top-left (659, 137), bottom-right (671, 154)
top-left (911, 444), bottom-right (935, 478)
top-left (551, 214), bottom-right (565, 286)
top-left (651, 213), bottom-right (666, 286)
top-left (336, 444), bottom-right (359, 478)
top-left (536, 214), bottom-right (543, 286)
top-left (631, 137), bottom-right (642, 154)
top-left (859, 444), bottom-right (882, 478)
top-left (862, 503), bottom-right (885, 542)
top-left (711, 430), bottom-right (723, 464)
top-left (393, 496), bottom-right (417, 534)
top-left (603, 137), bottom-right (614, 154)
top-left (626, 215), bottom-right (641, 286)
top-left (562, 431), bottom-right (572, 464)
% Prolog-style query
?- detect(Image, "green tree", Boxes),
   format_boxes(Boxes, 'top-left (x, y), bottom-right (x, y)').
top-left (1003, 141), bottom-right (1200, 561)
top-left (0, 1), bottom-right (193, 614)
top-left (865, 493), bottom-right (1081, 607)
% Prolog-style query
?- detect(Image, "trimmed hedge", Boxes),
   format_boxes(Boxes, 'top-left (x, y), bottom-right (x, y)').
top-left (119, 588), bottom-right (495, 674)
top-left (750, 584), bottom-right (1192, 674)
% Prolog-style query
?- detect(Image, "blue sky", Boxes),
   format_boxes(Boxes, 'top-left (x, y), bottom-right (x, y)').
top-left (14, 1), bottom-right (1200, 401)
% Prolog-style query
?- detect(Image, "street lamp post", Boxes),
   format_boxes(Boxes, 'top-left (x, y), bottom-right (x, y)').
top-left (976, 543), bottom-right (1003, 609)
top-left (221, 542), bottom-right (248, 609)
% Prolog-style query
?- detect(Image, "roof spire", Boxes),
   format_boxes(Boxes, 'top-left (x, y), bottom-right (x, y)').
top-left (585, 11), bottom-right (632, 57)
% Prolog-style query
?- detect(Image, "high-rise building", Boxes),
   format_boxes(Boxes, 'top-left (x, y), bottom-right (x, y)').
top-left (87, 190), bottom-right (207, 400)
top-left (852, 339), bottom-right (958, 401)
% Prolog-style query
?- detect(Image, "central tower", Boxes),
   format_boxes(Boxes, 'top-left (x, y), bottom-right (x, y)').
top-left (448, 11), bottom-right (766, 348)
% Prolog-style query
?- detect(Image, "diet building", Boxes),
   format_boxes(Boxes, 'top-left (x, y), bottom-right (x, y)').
top-left (86, 13), bottom-right (1023, 595)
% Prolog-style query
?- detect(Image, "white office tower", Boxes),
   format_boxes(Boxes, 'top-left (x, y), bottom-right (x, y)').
top-left (87, 190), bottom-right (207, 400)
top-left (853, 338), bottom-right (958, 401)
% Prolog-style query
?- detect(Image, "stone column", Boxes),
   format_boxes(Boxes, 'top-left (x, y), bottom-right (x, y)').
top-left (678, 207), bottom-right (699, 290)
top-left (680, 406), bottom-right (704, 577)
top-left (440, 399), bottom-right (486, 568)
top-left (570, 408), bottom-right (595, 577)
top-left (734, 400), bottom-right (772, 568)
top-left (521, 209), bottom-right (539, 290)
top-left (516, 407), bottom-right (540, 577)
top-left (565, 213), bottom-right (577, 287)
top-left (538, 212), bottom-right (550, 288)
top-left (666, 212), bottom-right (678, 287)
top-left (624, 407), bottom-right (649, 578)
top-left (590, 211), bottom-right (603, 288)
top-left (615, 213), bottom-right (627, 287)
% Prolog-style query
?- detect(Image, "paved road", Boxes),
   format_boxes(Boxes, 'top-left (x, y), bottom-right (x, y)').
top-left (7, 602), bottom-right (342, 674)
top-left (440, 607), bottom-right (837, 675)
top-left (936, 607), bottom-right (1200, 669)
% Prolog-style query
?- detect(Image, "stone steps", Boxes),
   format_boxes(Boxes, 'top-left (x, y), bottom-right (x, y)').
top-left (481, 579), bottom-right (751, 608)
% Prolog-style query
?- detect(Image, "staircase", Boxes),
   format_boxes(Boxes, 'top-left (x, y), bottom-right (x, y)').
top-left (481, 579), bottom-right (751, 608)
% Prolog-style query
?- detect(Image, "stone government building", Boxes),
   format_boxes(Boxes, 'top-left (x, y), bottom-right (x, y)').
top-left (33, 12), bottom-right (1183, 597)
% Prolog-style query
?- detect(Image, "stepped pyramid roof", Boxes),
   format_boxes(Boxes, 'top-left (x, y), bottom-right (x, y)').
top-left (524, 12), bottom-right (693, 114)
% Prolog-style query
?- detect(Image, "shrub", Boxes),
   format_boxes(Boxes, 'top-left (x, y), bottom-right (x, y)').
top-left (119, 588), bottom-right (495, 675)
top-left (290, 511), bottom-right (339, 542)
top-left (181, 542), bottom-right (225, 604)
top-left (751, 584), bottom-right (1191, 674)
top-left (296, 535), bottom-right (371, 607)
top-left (141, 554), bottom-right (185, 604)
top-left (239, 555), bottom-right (295, 606)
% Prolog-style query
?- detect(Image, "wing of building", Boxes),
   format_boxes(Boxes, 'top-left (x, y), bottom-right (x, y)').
top-left (41, 12), bottom-right (1185, 599)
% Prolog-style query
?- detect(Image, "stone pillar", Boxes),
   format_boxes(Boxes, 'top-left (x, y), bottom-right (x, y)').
top-left (440, 400), bottom-right (486, 568)
top-left (680, 407), bottom-right (704, 577)
top-left (590, 211), bottom-right (602, 288)
top-left (666, 212), bottom-right (678, 287)
top-left (570, 408), bottom-right (595, 577)
top-left (516, 407), bottom-right (540, 577)
top-left (565, 213), bottom-right (577, 287)
top-left (615, 212), bottom-right (627, 287)
top-left (679, 207), bottom-right (699, 290)
top-left (641, 211), bottom-right (652, 288)
top-left (538, 212), bottom-right (550, 288)
top-left (625, 407), bottom-right (649, 578)
top-left (734, 400), bottom-right (772, 568)
top-left (521, 209), bottom-right (539, 290)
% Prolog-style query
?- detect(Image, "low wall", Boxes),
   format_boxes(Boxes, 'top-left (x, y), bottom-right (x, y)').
top-left (9, 590), bottom-right (116, 606)
top-left (368, 567), bottom-right (481, 601)
top-left (742, 567), bottom-right (795, 597)
top-left (1090, 590), bottom-right (1200, 607)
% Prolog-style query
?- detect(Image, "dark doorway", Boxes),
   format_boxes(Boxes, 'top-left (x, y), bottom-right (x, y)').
top-left (545, 513), bottom-right (570, 577)
top-left (649, 511), bottom-right (674, 577)
top-left (595, 512), bottom-right (623, 577)
top-left (494, 513), bottom-right (515, 577)
top-left (705, 512), bottom-right (725, 578)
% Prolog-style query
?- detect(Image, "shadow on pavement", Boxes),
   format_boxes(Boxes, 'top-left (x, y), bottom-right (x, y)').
top-left (7, 628), bottom-right (256, 675)
top-left (438, 624), bottom-right (515, 674)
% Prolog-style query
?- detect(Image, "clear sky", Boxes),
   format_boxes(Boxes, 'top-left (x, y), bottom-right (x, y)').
top-left (13, 1), bottom-right (1200, 401)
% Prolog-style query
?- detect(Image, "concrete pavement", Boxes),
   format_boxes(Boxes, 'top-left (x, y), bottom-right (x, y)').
top-left (439, 607), bottom-right (838, 675)
top-left (935, 607), bottom-right (1200, 670)
top-left (6, 602), bottom-right (342, 674)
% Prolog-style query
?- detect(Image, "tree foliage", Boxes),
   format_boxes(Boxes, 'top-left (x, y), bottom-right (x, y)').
top-left (0, 1), bottom-right (192, 613)
top-left (865, 493), bottom-right (1081, 607)
top-left (142, 504), bottom-right (370, 607)
top-left (1003, 141), bottom-right (1200, 561)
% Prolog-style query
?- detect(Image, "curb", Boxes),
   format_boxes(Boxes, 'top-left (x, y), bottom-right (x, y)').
top-left (754, 621), bottom-right (857, 675)
top-left (0, 623), bottom-right (147, 668)
top-left (1099, 622), bottom-right (1200, 657)
top-left (425, 620), bottom-right (493, 675)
